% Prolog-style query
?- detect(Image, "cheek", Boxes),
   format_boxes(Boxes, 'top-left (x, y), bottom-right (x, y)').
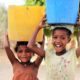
top-left (63, 40), bottom-right (69, 46)
top-left (17, 53), bottom-right (21, 59)
top-left (51, 39), bottom-right (55, 44)
top-left (26, 53), bottom-right (33, 57)
top-left (65, 38), bottom-right (70, 43)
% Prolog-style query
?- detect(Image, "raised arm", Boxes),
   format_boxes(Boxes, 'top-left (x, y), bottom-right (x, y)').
top-left (27, 16), bottom-right (45, 57)
top-left (76, 16), bottom-right (80, 58)
top-left (76, 47), bottom-right (80, 58)
top-left (3, 33), bottom-right (18, 65)
top-left (27, 15), bottom-right (46, 67)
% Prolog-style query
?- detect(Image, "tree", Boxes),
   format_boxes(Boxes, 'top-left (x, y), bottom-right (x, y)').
top-left (0, 5), bottom-right (7, 48)
top-left (25, 0), bottom-right (45, 6)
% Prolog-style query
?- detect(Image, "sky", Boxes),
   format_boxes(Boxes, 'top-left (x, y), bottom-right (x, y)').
top-left (0, 0), bottom-right (25, 9)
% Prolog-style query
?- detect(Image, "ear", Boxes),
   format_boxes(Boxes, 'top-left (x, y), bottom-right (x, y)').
top-left (67, 38), bottom-right (71, 43)
top-left (76, 47), bottom-right (80, 58)
top-left (68, 37), bottom-right (71, 43)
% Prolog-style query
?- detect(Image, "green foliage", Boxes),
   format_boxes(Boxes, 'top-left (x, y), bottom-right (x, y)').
top-left (25, 0), bottom-right (45, 6)
top-left (0, 6), bottom-right (7, 33)
top-left (44, 26), bottom-right (51, 37)
top-left (0, 5), bottom-right (7, 48)
top-left (73, 26), bottom-right (78, 37)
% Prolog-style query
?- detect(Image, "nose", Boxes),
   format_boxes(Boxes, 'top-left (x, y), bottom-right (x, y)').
top-left (55, 37), bottom-right (61, 43)
top-left (22, 51), bottom-right (26, 56)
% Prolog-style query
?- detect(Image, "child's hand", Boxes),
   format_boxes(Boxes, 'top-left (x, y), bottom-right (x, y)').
top-left (38, 15), bottom-right (46, 29)
top-left (3, 32), bottom-right (10, 48)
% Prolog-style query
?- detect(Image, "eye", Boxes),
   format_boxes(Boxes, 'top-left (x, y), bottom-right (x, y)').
top-left (17, 50), bottom-right (23, 53)
top-left (61, 37), bottom-right (66, 40)
top-left (52, 36), bottom-right (57, 39)
top-left (25, 49), bottom-right (31, 53)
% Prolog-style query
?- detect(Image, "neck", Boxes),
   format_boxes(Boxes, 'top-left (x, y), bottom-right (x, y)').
top-left (56, 49), bottom-right (66, 56)
top-left (21, 61), bottom-right (31, 65)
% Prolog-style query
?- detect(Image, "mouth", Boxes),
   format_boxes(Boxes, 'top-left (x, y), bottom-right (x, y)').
top-left (20, 57), bottom-right (28, 60)
top-left (21, 57), bottom-right (27, 59)
top-left (54, 44), bottom-right (66, 55)
top-left (55, 44), bottom-right (62, 48)
top-left (54, 44), bottom-right (64, 52)
top-left (20, 57), bottom-right (28, 62)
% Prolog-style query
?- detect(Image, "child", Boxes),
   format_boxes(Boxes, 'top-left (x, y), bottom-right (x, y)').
top-left (27, 25), bottom-right (80, 80)
top-left (3, 32), bottom-right (44, 80)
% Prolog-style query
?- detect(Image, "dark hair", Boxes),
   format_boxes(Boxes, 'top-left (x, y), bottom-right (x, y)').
top-left (52, 27), bottom-right (72, 37)
top-left (14, 41), bottom-right (28, 52)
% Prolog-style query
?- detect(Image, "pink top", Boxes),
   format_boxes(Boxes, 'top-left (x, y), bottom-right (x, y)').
top-left (12, 63), bottom-right (38, 80)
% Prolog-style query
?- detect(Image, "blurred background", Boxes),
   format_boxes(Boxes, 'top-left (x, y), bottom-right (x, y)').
top-left (0, 0), bottom-right (80, 80)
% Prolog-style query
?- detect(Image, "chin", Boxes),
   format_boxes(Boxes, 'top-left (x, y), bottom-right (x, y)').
top-left (21, 60), bottom-right (28, 63)
top-left (55, 49), bottom-right (63, 53)
top-left (21, 61), bottom-right (27, 63)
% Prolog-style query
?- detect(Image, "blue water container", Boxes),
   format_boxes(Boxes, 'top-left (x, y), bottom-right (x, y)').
top-left (46, 0), bottom-right (79, 24)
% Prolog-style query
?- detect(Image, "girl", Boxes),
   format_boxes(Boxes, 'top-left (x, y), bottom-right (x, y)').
top-left (3, 32), bottom-right (44, 80)
top-left (27, 24), bottom-right (80, 80)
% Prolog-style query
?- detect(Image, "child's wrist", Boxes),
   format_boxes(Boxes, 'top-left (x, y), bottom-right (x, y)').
top-left (37, 26), bottom-right (42, 30)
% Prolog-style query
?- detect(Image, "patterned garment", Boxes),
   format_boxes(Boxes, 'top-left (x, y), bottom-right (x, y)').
top-left (45, 48), bottom-right (78, 80)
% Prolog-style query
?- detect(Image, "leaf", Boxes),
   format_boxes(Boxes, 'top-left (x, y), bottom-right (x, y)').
top-left (44, 27), bottom-right (51, 37)
top-left (25, 0), bottom-right (45, 6)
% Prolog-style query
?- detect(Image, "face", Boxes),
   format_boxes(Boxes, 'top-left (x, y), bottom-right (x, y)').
top-left (17, 45), bottom-right (33, 63)
top-left (52, 30), bottom-right (70, 53)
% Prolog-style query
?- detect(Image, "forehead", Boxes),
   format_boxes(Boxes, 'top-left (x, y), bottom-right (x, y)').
top-left (18, 45), bottom-right (27, 49)
top-left (17, 45), bottom-right (33, 53)
top-left (52, 30), bottom-right (68, 36)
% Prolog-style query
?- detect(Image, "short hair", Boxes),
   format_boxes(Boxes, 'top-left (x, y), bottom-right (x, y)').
top-left (14, 41), bottom-right (28, 52)
top-left (52, 27), bottom-right (72, 37)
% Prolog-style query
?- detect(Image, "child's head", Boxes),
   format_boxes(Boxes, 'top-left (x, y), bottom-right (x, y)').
top-left (51, 27), bottom-right (72, 54)
top-left (14, 41), bottom-right (33, 63)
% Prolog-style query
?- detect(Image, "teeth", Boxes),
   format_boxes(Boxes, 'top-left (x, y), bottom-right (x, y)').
top-left (56, 45), bottom-right (60, 47)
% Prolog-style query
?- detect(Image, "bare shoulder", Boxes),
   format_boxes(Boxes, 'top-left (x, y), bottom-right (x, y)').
top-left (33, 55), bottom-right (43, 67)
top-left (12, 60), bottom-right (21, 69)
